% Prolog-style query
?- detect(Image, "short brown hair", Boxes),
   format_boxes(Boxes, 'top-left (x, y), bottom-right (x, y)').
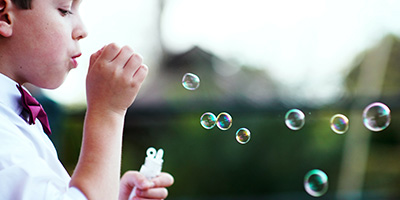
top-left (12, 0), bottom-right (32, 9)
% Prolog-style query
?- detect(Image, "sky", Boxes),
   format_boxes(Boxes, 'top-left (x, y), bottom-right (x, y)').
top-left (43, 0), bottom-right (400, 106)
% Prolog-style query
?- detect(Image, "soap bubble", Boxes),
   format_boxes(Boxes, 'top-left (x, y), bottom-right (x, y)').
top-left (216, 112), bottom-right (232, 130)
top-left (285, 109), bottom-right (305, 130)
top-left (362, 102), bottom-right (391, 132)
top-left (304, 169), bottom-right (328, 197)
top-left (200, 112), bottom-right (217, 129)
top-left (236, 128), bottom-right (251, 144)
top-left (182, 73), bottom-right (200, 90)
top-left (330, 114), bottom-right (349, 134)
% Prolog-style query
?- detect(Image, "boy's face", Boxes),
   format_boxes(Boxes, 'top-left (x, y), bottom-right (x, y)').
top-left (8, 0), bottom-right (87, 89)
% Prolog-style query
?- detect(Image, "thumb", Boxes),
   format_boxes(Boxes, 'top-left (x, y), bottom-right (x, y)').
top-left (119, 171), bottom-right (154, 200)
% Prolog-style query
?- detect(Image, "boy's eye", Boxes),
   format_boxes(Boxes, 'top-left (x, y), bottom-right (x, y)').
top-left (58, 8), bottom-right (73, 16)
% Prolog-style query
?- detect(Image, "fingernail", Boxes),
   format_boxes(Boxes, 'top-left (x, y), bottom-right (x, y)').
top-left (145, 181), bottom-right (155, 188)
top-left (97, 46), bottom-right (105, 53)
top-left (141, 64), bottom-right (149, 70)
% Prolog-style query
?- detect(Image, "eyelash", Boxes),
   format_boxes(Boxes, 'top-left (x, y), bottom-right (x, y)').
top-left (58, 8), bottom-right (73, 16)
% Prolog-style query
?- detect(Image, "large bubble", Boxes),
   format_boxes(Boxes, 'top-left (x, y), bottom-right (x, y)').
top-left (362, 102), bottom-right (391, 132)
top-left (200, 112), bottom-right (217, 129)
top-left (216, 112), bottom-right (232, 130)
top-left (304, 169), bottom-right (328, 197)
top-left (285, 109), bottom-right (305, 131)
top-left (182, 73), bottom-right (200, 91)
top-left (330, 114), bottom-right (349, 134)
top-left (235, 128), bottom-right (251, 144)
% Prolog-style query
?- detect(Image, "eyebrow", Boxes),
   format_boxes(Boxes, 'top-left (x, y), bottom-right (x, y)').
top-left (72, 0), bottom-right (82, 5)
top-left (71, 0), bottom-right (82, 7)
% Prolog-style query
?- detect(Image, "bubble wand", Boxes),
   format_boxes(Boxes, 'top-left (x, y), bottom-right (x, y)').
top-left (128, 147), bottom-right (164, 199)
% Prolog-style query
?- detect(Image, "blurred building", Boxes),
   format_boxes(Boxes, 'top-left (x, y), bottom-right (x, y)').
top-left (125, 45), bottom-right (284, 138)
top-left (133, 46), bottom-right (280, 110)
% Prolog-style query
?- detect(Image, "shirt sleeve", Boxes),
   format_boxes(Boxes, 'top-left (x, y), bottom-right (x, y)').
top-left (64, 187), bottom-right (87, 200)
top-left (0, 117), bottom-right (87, 200)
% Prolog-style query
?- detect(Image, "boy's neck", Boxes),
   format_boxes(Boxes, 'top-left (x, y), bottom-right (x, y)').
top-left (0, 68), bottom-right (23, 85)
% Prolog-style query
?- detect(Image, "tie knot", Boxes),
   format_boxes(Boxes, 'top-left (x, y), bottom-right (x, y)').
top-left (17, 84), bottom-right (52, 135)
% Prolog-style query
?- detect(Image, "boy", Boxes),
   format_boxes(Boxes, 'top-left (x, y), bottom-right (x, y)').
top-left (0, 0), bottom-right (174, 199)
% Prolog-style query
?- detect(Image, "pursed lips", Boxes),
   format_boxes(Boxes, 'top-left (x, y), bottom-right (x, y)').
top-left (71, 53), bottom-right (82, 68)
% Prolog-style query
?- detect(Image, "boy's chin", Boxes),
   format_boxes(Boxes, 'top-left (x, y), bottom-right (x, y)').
top-left (39, 77), bottom-right (67, 90)
top-left (49, 81), bottom-right (66, 90)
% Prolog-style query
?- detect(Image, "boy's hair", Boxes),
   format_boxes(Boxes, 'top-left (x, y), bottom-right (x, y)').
top-left (12, 0), bottom-right (32, 9)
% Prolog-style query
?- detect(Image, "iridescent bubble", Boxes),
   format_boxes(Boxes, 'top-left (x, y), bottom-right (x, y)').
top-left (362, 102), bottom-right (391, 132)
top-left (304, 169), bottom-right (329, 197)
top-left (235, 128), bottom-right (251, 144)
top-left (216, 112), bottom-right (232, 130)
top-left (330, 114), bottom-right (349, 134)
top-left (285, 109), bottom-right (305, 130)
top-left (200, 112), bottom-right (217, 129)
top-left (182, 73), bottom-right (200, 91)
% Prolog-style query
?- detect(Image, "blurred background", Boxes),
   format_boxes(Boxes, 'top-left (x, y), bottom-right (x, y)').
top-left (34, 0), bottom-right (400, 199)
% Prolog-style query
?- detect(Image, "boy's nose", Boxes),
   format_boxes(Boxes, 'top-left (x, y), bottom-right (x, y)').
top-left (73, 18), bottom-right (88, 40)
top-left (74, 28), bottom-right (88, 40)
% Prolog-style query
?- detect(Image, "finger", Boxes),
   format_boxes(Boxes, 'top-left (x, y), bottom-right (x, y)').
top-left (112, 46), bottom-right (139, 68)
top-left (88, 47), bottom-right (103, 71)
top-left (98, 43), bottom-right (121, 62)
top-left (121, 171), bottom-right (155, 190)
top-left (151, 172), bottom-right (174, 188)
top-left (119, 175), bottom-right (134, 200)
top-left (123, 52), bottom-right (143, 75)
top-left (130, 64), bottom-right (148, 86)
top-left (135, 187), bottom-right (168, 200)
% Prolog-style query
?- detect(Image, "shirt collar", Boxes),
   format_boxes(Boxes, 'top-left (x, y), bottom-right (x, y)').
top-left (0, 73), bottom-right (25, 115)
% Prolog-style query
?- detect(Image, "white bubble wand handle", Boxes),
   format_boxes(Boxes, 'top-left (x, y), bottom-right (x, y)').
top-left (128, 147), bottom-right (164, 200)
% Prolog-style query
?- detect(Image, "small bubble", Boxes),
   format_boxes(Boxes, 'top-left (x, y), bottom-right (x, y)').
top-left (362, 102), bottom-right (391, 132)
top-left (216, 112), bottom-right (232, 130)
top-left (200, 112), bottom-right (217, 129)
top-left (182, 73), bottom-right (200, 91)
top-left (285, 109), bottom-right (305, 130)
top-left (236, 128), bottom-right (251, 144)
top-left (330, 114), bottom-right (349, 134)
top-left (304, 169), bottom-right (328, 197)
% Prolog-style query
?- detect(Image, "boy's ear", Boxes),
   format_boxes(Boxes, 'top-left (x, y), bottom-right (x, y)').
top-left (0, 0), bottom-right (13, 37)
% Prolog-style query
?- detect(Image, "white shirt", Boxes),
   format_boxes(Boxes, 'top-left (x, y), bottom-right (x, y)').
top-left (0, 73), bottom-right (86, 200)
